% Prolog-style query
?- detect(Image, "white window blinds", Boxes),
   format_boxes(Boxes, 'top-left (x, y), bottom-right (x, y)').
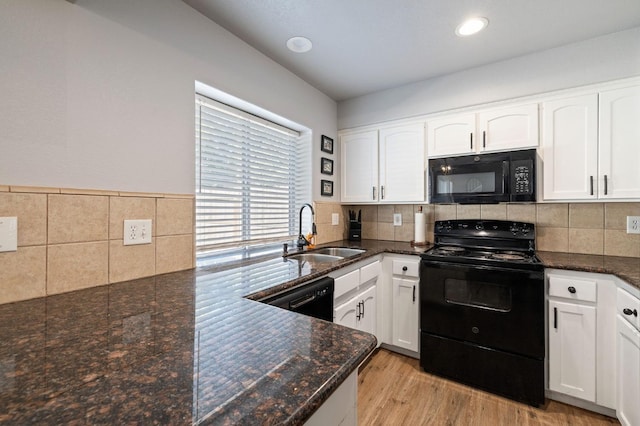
top-left (195, 95), bottom-right (311, 256)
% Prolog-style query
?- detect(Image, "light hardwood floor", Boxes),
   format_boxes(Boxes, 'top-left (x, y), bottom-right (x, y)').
top-left (358, 349), bottom-right (620, 425)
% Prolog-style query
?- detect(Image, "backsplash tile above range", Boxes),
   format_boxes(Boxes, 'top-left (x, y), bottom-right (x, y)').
top-left (0, 185), bottom-right (194, 305)
top-left (343, 202), bottom-right (640, 258)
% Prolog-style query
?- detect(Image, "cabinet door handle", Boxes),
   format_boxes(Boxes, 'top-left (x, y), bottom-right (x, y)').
top-left (360, 300), bottom-right (365, 317)
top-left (372, 186), bottom-right (376, 200)
top-left (482, 130), bottom-right (486, 148)
top-left (590, 176), bottom-right (594, 196)
top-left (554, 307), bottom-right (558, 329)
top-left (568, 286), bottom-right (576, 294)
top-left (623, 308), bottom-right (638, 317)
top-left (470, 133), bottom-right (473, 150)
top-left (356, 302), bottom-right (361, 320)
top-left (381, 185), bottom-right (385, 200)
top-left (604, 175), bottom-right (608, 195)
top-left (402, 266), bottom-right (408, 272)
top-left (412, 285), bottom-right (416, 303)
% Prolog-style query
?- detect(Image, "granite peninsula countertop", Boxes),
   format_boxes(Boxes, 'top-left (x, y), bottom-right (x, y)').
top-left (2, 239), bottom-right (639, 425)
top-left (0, 240), bottom-right (422, 425)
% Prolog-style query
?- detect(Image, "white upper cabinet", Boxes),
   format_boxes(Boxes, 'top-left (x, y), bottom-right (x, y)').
top-left (477, 104), bottom-right (539, 153)
top-left (426, 114), bottom-right (475, 157)
top-left (340, 123), bottom-right (425, 203)
top-left (542, 94), bottom-right (599, 200)
top-left (599, 85), bottom-right (640, 199)
top-left (427, 104), bottom-right (538, 158)
top-left (378, 123), bottom-right (425, 202)
top-left (542, 84), bottom-right (640, 201)
top-left (340, 130), bottom-right (378, 203)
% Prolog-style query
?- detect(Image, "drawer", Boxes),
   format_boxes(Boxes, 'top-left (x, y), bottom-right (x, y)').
top-left (334, 269), bottom-right (359, 300)
top-left (360, 260), bottom-right (381, 284)
top-left (548, 275), bottom-right (597, 302)
top-left (617, 288), bottom-right (640, 331)
top-left (392, 259), bottom-right (419, 278)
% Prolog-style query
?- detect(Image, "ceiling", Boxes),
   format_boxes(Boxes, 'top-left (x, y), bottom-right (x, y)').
top-left (183, 0), bottom-right (640, 101)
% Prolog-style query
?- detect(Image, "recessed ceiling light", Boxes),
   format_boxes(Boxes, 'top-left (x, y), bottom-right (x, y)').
top-left (455, 17), bottom-right (489, 37)
top-left (286, 36), bottom-right (313, 53)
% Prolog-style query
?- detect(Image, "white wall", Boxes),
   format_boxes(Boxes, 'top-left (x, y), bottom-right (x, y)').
top-left (338, 27), bottom-right (640, 130)
top-left (0, 0), bottom-right (338, 200)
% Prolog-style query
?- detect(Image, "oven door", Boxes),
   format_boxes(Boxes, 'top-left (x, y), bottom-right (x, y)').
top-left (429, 154), bottom-right (509, 204)
top-left (420, 260), bottom-right (544, 358)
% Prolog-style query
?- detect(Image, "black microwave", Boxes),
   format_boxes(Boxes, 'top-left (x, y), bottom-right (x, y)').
top-left (428, 149), bottom-right (536, 204)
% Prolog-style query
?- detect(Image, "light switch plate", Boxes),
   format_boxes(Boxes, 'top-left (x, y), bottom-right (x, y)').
top-left (331, 213), bottom-right (339, 226)
top-left (123, 219), bottom-right (152, 245)
top-left (393, 213), bottom-right (402, 226)
top-left (0, 217), bottom-right (18, 252)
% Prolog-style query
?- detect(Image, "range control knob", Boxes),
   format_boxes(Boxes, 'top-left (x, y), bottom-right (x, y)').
top-left (510, 224), bottom-right (519, 235)
top-left (475, 223), bottom-right (484, 231)
top-left (521, 226), bottom-right (530, 235)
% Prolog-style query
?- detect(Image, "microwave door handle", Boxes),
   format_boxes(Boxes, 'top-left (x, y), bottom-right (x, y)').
top-left (503, 161), bottom-right (510, 193)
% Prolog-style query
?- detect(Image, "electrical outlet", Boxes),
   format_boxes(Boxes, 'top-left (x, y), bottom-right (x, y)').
top-left (0, 217), bottom-right (17, 252)
top-left (393, 213), bottom-right (402, 226)
top-left (123, 219), bottom-right (152, 245)
top-left (331, 213), bottom-right (339, 226)
top-left (627, 216), bottom-right (640, 234)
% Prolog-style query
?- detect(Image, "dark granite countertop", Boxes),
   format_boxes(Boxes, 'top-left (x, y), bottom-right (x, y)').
top-left (0, 239), bottom-right (422, 425)
top-left (2, 239), bottom-right (638, 425)
top-left (538, 251), bottom-right (640, 291)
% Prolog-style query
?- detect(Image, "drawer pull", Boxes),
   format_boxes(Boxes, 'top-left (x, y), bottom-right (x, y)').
top-left (402, 266), bottom-right (408, 272)
top-left (568, 286), bottom-right (576, 294)
top-left (623, 308), bottom-right (638, 317)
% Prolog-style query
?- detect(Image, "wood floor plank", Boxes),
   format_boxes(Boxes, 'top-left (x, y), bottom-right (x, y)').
top-left (357, 349), bottom-right (619, 426)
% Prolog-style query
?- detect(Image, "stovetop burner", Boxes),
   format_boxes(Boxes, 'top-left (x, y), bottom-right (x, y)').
top-left (490, 251), bottom-right (528, 261)
top-left (421, 219), bottom-right (543, 271)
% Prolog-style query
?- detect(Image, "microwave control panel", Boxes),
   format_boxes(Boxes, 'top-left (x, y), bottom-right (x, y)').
top-left (511, 160), bottom-right (533, 194)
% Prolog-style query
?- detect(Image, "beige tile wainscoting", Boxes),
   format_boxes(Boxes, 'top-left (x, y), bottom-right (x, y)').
top-left (343, 202), bottom-right (640, 258)
top-left (0, 185), bottom-right (194, 305)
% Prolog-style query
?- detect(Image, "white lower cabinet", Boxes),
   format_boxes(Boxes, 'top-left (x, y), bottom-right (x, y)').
top-left (392, 276), bottom-right (419, 352)
top-left (546, 269), bottom-right (617, 411)
top-left (616, 288), bottom-right (640, 426)
top-left (332, 259), bottom-right (381, 344)
top-left (334, 283), bottom-right (377, 336)
top-left (548, 299), bottom-right (597, 401)
top-left (388, 256), bottom-right (420, 353)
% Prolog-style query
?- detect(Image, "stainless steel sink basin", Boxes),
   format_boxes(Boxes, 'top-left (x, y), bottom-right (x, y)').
top-left (286, 253), bottom-right (343, 263)
top-left (314, 247), bottom-right (365, 258)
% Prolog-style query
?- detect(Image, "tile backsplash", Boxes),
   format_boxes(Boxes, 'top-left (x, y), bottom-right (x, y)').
top-left (342, 202), bottom-right (640, 258)
top-left (0, 185), bottom-right (194, 305)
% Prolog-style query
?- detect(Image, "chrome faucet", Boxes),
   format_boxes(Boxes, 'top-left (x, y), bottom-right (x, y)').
top-left (297, 203), bottom-right (316, 249)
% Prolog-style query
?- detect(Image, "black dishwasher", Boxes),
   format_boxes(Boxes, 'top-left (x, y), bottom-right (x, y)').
top-left (259, 277), bottom-right (334, 322)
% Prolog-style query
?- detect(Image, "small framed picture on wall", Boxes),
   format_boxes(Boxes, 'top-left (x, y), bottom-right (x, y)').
top-left (321, 179), bottom-right (333, 196)
top-left (321, 157), bottom-right (333, 175)
top-left (321, 135), bottom-right (334, 154)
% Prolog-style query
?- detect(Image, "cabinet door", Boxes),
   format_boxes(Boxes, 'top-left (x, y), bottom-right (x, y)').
top-left (379, 123), bottom-right (425, 202)
top-left (426, 114), bottom-right (475, 157)
top-left (357, 285), bottom-right (377, 337)
top-left (599, 85), bottom-right (640, 199)
top-left (548, 300), bottom-right (597, 402)
top-left (334, 294), bottom-right (359, 330)
top-left (541, 94), bottom-right (599, 200)
top-left (340, 130), bottom-right (378, 203)
top-left (617, 316), bottom-right (640, 426)
top-left (392, 277), bottom-right (419, 352)
top-left (478, 104), bottom-right (539, 152)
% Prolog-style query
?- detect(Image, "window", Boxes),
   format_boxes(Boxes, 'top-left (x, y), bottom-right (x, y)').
top-left (195, 94), bottom-right (311, 265)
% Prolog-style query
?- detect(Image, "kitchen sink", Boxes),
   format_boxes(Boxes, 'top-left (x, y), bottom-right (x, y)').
top-left (286, 253), bottom-right (343, 263)
top-left (313, 247), bottom-right (365, 258)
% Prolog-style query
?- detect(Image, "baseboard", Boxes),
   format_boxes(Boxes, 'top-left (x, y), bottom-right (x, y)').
top-left (545, 390), bottom-right (617, 418)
